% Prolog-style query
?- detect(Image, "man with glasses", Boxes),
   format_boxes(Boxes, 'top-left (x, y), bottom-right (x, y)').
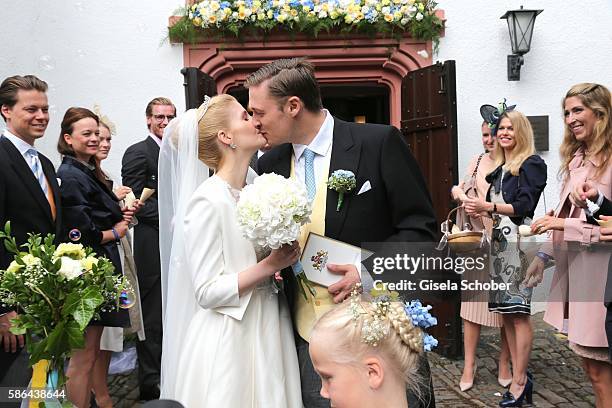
top-left (122, 97), bottom-right (175, 401)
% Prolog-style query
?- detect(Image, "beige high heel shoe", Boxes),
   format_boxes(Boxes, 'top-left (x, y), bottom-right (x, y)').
top-left (459, 364), bottom-right (477, 392)
top-left (498, 377), bottom-right (513, 388)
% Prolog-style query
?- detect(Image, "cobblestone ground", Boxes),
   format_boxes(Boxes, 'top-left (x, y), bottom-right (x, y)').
top-left (108, 312), bottom-right (596, 407)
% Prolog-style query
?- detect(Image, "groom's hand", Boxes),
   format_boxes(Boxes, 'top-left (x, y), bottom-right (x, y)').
top-left (327, 264), bottom-right (361, 303)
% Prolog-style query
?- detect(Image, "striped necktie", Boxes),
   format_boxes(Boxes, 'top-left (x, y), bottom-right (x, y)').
top-left (303, 148), bottom-right (316, 201)
top-left (26, 148), bottom-right (48, 196)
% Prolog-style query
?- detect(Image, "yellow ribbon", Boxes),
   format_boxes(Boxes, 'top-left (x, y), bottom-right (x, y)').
top-left (29, 359), bottom-right (49, 407)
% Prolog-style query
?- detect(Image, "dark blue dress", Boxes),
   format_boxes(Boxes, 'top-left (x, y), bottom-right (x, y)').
top-left (57, 156), bottom-right (129, 328)
top-left (486, 155), bottom-right (547, 314)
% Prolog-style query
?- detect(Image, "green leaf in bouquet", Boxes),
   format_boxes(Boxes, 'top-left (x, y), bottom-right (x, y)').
top-left (8, 315), bottom-right (27, 335)
top-left (45, 321), bottom-right (70, 357)
top-left (28, 336), bottom-right (49, 365)
top-left (0, 221), bottom-right (16, 252)
top-left (63, 287), bottom-right (104, 330)
top-left (65, 320), bottom-right (84, 350)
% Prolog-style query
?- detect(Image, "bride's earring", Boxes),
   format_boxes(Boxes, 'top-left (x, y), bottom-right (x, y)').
top-left (230, 143), bottom-right (237, 149)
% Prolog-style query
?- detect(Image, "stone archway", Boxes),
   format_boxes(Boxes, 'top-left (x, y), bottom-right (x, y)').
top-left (181, 32), bottom-right (435, 127)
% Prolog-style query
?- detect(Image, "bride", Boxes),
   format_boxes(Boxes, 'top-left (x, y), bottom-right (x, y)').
top-left (158, 94), bottom-right (302, 407)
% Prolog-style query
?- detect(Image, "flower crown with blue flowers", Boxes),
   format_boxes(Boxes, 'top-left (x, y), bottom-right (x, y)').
top-left (349, 284), bottom-right (438, 353)
top-left (480, 99), bottom-right (516, 136)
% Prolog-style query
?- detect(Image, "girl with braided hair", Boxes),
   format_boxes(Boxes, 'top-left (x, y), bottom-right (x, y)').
top-left (309, 293), bottom-right (436, 408)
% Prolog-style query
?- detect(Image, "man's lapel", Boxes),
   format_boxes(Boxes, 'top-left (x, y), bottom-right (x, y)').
top-left (0, 137), bottom-right (53, 221)
top-left (325, 119), bottom-right (361, 239)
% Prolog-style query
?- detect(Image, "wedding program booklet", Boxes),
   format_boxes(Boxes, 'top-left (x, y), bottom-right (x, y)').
top-left (301, 232), bottom-right (370, 287)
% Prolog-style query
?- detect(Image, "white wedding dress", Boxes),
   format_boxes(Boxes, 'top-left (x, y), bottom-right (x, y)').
top-left (172, 175), bottom-right (302, 408)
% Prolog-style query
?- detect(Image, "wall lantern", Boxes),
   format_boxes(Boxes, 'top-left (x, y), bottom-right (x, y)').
top-left (500, 6), bottom-right (543, 81)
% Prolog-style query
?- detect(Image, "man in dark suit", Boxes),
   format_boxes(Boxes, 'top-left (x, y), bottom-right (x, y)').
top-left (247, 58), bottom-right (437, 407)
top-left (0, 75), bottom-right (62, 398)
top-left (122, 97), bottom-right (175, 401)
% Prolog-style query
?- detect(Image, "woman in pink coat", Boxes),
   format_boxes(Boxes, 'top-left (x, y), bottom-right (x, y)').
top-left (526, 83), bottom-right (612, 407)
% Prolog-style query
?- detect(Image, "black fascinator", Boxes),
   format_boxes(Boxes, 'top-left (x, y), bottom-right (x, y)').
top-left (480, 99), bottom-right (516, 136)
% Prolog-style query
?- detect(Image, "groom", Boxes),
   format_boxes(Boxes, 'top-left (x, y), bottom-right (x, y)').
top-left (248, 58), bottom-right (438, 407)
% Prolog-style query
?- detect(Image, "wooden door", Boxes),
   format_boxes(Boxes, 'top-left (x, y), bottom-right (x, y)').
top-left (181, 67), bottom-right (217, 109)
top-left (401, 60), bottom-right (462, 358)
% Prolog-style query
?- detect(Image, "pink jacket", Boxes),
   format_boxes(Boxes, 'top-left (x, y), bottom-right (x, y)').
top-left (542, 149), bottom-right (612, 347)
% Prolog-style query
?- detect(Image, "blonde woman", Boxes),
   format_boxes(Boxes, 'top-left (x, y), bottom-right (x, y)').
top-left (526, 83), bottom-right (612, 407)
top-left (464, 108), bottom-right (547, 407)
top-left (451, 119), bottom-right (511, 391)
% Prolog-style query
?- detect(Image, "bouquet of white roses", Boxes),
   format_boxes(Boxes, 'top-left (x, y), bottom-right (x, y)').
top-left (0, 222), bottom-right (132, 393)
top-left (237, 173), bottom-right (316, 299)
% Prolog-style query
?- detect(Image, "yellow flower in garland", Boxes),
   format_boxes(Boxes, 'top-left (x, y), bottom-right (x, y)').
top-left (329, 10), bottom-right (339, 19)
top-left (211, 1), bottom-right (220, 11)
top-left (238, 6), bottom-right (247, 19)
top-left (192, 16), bottom-right (203, 26)
top-left (384, 13), bottom-right (393, 22)
top-left (209, 15), bottom-right (217, 23)
top-left (370, 287), bottom-right (400, 301)
top-left (290, 9), bottom-right (298, 17)
top-left (267, 9), bottom-right (274, 18)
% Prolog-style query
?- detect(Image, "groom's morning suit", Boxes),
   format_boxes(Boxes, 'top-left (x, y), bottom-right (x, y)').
top-left (258, 114), bottom-right (438, 408)
top-left (122, 135), bottom-right (162, 393)
top-left (0, 133), bottom-right (62, 390)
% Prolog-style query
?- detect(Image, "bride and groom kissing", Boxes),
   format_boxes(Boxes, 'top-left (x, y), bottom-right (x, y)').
top-left (159, 57), bottom-right (438, 407)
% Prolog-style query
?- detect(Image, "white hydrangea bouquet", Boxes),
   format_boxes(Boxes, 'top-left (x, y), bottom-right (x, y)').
top-left (237, 173), bottom-right (316, 299)
top-left (0, 222), bottom-right (132, 392)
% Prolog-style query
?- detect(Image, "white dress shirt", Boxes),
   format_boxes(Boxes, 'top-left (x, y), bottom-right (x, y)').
top-left (2, 129), bottom-right (36, 160)
top-left (291, 109), bottom-right (334, 186)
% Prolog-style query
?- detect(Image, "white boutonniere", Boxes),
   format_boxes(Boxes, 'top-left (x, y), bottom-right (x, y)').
top-left (327, 170), bottom-right (356, 211)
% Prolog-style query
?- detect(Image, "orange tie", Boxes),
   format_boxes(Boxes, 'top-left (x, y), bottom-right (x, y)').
top-left (44, 175), bottom-right (56, 221)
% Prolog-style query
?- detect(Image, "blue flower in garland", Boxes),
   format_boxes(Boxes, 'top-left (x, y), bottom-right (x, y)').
top-left (404, 299), bottom-right (438, 329)
top-left (404, 299), bottom-right (438, 351)
top-left (423, 334), bottom-right (438, 351)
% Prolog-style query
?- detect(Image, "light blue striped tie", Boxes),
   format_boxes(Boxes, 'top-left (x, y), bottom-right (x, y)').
top-left (303, 148), bottom-right (316, 201)
top-left (26, 148), bottom-right (48, 196)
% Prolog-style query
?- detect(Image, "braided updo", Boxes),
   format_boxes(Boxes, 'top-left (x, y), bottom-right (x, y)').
top-left (310, 300), bottom-right (424, 395)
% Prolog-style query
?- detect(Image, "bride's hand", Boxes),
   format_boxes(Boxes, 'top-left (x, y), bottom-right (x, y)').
top-left (264, 242), bottom-right (301, 273)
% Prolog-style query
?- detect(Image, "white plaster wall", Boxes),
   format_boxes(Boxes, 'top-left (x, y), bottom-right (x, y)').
top-left (0, 0), bottom-right (611, 209)
top-left (0, 0), bottom-right (185, 179)
top-left (436, 0), bottom-right (612, 215)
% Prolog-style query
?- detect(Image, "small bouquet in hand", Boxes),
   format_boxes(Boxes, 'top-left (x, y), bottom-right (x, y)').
top-left (237, 173), bottom-right (316, 300)
top-left (0, 222), bottom-right (133, 398)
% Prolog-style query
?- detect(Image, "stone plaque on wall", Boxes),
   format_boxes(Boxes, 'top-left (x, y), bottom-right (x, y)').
top-left (528, 115), bottom-right (549, 151)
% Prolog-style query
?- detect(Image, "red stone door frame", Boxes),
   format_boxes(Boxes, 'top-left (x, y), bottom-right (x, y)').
top-left (181, 32), bottom-right (436, 127)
